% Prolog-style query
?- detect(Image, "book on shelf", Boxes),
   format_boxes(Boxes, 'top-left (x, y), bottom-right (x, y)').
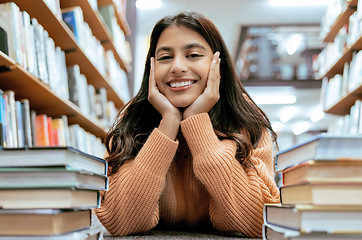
top-left (282, 160), bottom-right (362, 186)
top-left (0, 209), bottom-right (91, 235)
top-left (62, 6), bottom-right (85, 48)
top-left (263, 223), bottom-right (362, 240)
top-left (275, 134), bottom-right (362, 171)
top-left (0, 26), bottom-right (8, 55)
top-left (280, 182), bottom-right (362, 206)
top-left (264, 203), bottom-right (362, 234)
top-left (34, 114), bottom-right (50, 147)
top-left (0, 188), bottom-right (100, 209)
top-left (0, 167), bottom-right (108, 191)
top-left (3, 90), bottom-right (18, 148)
top-left (0, 146), bottom-right (107, 175)
top-left (0, 2), bottom-right (23, 66)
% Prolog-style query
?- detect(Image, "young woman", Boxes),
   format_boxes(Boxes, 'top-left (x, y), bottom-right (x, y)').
top-left (95, 11), bottom-right (280, 237)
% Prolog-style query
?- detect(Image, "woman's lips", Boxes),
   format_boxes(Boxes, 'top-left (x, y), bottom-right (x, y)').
top-left (167, 80), bottom-right (197, 91)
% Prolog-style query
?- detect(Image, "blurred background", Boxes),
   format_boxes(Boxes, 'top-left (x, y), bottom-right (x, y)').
top-left (128, 0), bottom-right (336, 150)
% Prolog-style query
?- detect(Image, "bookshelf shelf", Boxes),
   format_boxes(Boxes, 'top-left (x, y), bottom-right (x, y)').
top-left (2, 0), bottom-right (125, 109)
top-left (98, 0), bottom-right (131, 36)
top-left (60, 0), bottom-right (130, 72)
top-left (322, 0), bottom-right (358, 43)
top-left (325, 83), bottom-right (362, 115)
top-left (322, 35), bottom-right (362, 79)
top-left (0, 52), bottom-right (107, 139)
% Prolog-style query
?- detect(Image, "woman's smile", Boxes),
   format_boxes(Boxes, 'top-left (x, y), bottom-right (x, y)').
top-left (154, 25), bottom-right (213, 108)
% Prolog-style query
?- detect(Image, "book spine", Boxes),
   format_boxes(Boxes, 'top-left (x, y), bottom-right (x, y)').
top-left (20, 99), bottom-right (32, 147)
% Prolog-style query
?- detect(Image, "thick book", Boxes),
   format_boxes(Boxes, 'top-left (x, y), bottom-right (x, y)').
top-left (0, 188), bottom-right (100, 209)
top-left (280, 182), bottom-right (362, 206)
top-left (263, 223), bottom-right (362, 240)
top-left (0, 224), bottom-right (103, 240)
top-left (0, 146), bottom-right (107, 175)
top-left (264, 203), bottom-right (362, 233)
top-left (282, 160), bottom-right (362, 186)
top-left (0, 167), bottom-right (108, 191)
top-left (275, 134), bottom-right (362, 171)
top-left (0, 209), bottom-right (91, 235)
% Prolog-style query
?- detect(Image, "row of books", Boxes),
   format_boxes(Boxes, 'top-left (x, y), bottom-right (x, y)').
top-left (320, 50), bottom-right (362, 111)
top-left (0, 145), bottom-right (108, 239)
top-left (328, 99), bottom-right (362, 135)
top-left (263, 134), bottom-right (362, 239)
top-left (62, 4), bottom-right (131, 103)
top-left (99, 4), bottom-right (132, 66)
top-left (62, 6), bottom-right (106, 73)
top-left (0, 2), bottom-right (69, 100)
top-left (319, 0), bottom-right (361, 41)
top-left (0, 1), bottom-right (131, 106)
top-left (316, 1), bottom-right (362, 78)
top-left (67, 64), bottom-right (120, 128)
top-left (0, 89), bottom-right (105, 158)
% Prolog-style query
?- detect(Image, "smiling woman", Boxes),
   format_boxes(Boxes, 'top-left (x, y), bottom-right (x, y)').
top-left (95, 11), bottom-right (280, 238)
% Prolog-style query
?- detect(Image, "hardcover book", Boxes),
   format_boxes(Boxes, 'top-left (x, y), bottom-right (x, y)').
top-left (264, 203), bottom-right (362, 233)
top-left (280, 182), bottom-right (362, 206)
top-left (275, 134), bottom-right (362, 171)
top-left (282, 160), bottom-right (362, 186)
top-left (0, 167), bottom-right (108, 191)
top-left (0, 146), bottom-right (107, 175)
top-left (0, 188), bottom-right (100, 209)
top-left (0, 209), bottom-right (91, 235)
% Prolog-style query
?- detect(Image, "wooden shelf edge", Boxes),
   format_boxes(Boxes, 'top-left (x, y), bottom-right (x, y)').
top-left (322, 0), bottom-right (357, 43)
top-left (0, 59), bottom-right (106, 138)
top-left (323, 5), bottom-right (355, 42)
top-left (325, 83), bottom-right (362, 116)
top-left (322, 35), bottom-right (362, 79)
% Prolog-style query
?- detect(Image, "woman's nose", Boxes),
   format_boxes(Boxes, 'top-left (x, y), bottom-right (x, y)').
top-left (170, 56), bottom-right (187, 74)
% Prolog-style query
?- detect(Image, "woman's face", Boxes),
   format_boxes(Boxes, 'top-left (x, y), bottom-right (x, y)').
top-left (154, 25), bottom-right (214, 108)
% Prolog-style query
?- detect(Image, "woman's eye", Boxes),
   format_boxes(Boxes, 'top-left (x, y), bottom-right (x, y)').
top-left (188, 54), bottom-right (203, 58)
top-left (157, 56), bottom-right (172, 61)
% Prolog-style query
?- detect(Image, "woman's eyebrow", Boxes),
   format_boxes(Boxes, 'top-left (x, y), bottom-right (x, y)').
top-left (156, 46), bottom-right (172, 55)
top-left (183, 43), bottom-right (206, 50)
top-left (156, 43), bottom-right (207, 55)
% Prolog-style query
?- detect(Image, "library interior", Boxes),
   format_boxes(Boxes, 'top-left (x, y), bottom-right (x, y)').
top-left (0, 0), bottom-right (361, 239)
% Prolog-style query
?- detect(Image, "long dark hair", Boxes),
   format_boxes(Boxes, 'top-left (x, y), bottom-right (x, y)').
top-left (105, 11), bottom-right (277, 175)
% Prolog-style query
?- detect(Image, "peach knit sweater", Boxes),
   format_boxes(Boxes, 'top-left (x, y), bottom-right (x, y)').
top-left (95, 113), bottom-right (280, 237)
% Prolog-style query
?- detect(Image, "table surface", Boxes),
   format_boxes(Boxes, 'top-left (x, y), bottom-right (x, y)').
top-left (103, 230), bottom-right (261, 239)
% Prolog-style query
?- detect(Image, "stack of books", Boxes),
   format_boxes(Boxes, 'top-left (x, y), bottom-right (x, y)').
top-left (0, 146), bottom-right (108, 240)
top-left (263, 134), bottom-right (362, 240)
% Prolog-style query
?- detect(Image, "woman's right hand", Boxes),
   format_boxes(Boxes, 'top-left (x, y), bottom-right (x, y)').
top-left (148, 57), bottom-right (181, 140)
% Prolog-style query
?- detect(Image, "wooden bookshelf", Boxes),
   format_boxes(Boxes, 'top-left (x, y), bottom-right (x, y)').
top-left (322, 35), bottom-right (362, 79)
top-left (98, 0), bottom-right (131, 37)
top-left (322, 0), bottom-right (358, 43)
top-left (321, 0), bottom-right (362, 117)
top-left (0, 52), bottom-right (107, 138)
top-left (0, 0), bottom-right (125, 109)
top-left (60, 0), bottom-right (130, 72)
top-left (325, 83), bottom-right (362, 115)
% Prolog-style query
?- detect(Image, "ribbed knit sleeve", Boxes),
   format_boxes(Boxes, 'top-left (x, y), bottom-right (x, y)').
top-left (180, 113), bottom-right (280, 237)
top-left (95, 128), bottom-right (179, 236)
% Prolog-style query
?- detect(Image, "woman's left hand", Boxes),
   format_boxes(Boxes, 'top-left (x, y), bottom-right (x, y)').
top-left (183, 51), bottom-right (221, 119)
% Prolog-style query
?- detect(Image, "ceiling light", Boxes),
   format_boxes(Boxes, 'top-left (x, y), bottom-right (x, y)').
top-left (269, 0), bottom-right (329, 6)
top-left (136, 0), bottom-right (162, 9)
top-left (310, 110), bottom-right (325, 123)
top-left (252, 95), bottom-right (296, 105)
top-left (272, 121), bottom-right (283, 132)
top-left (280, 106), bottom-right (297, 123)
top-left (293, 121), bottom-right (310, 135)
top-left (287, 34), bottom-right (303, 55)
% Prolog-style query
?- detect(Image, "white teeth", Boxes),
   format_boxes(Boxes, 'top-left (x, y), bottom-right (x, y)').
top-left (170, 81), bottom-right (193, 88)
